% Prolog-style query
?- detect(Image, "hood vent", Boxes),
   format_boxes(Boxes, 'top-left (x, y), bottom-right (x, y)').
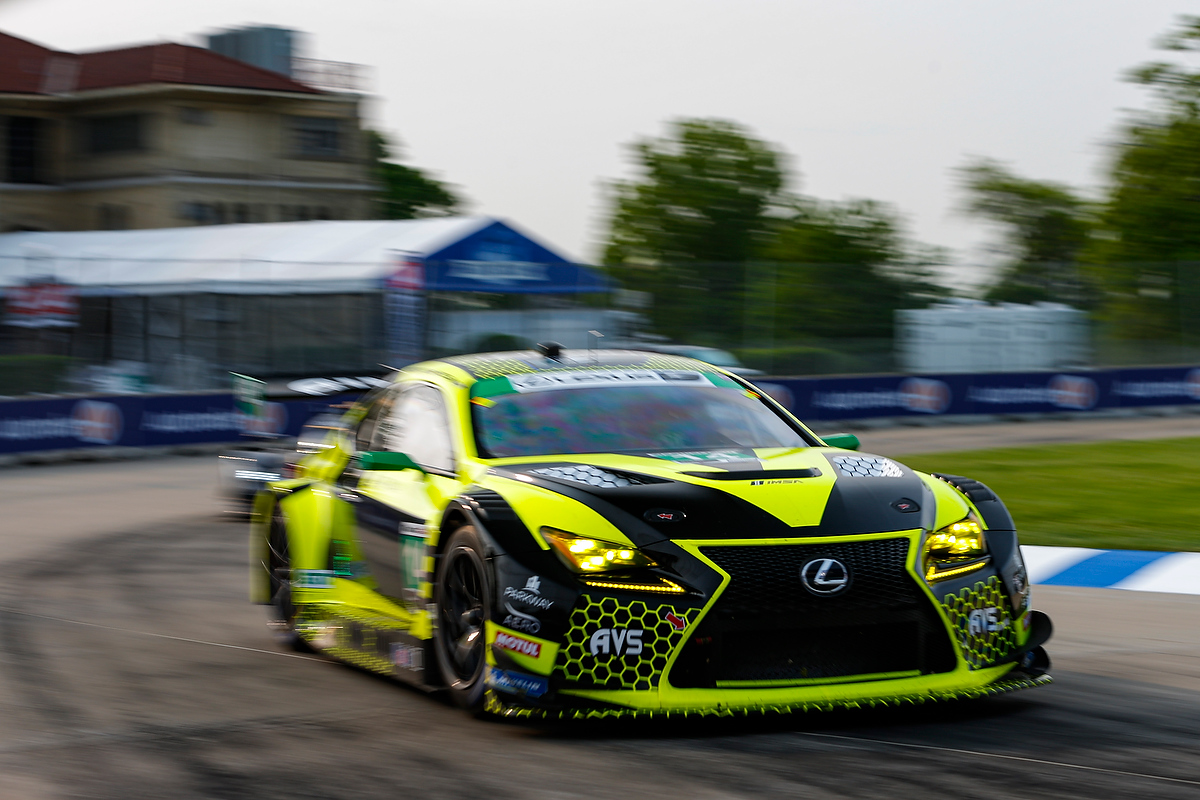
top-left (528, 464), bottom-right (665, 488)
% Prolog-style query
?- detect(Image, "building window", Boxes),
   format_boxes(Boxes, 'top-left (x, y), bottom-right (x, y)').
top-left (290, 116), bottom-right (341, 157)
top-left (84, 114), bottom-right (145, 155)
top-left (98, 204), bottom-right (132, 230)
top-left (177, 201), bottom-right (230, 225)
top-left (6, 116), bottom-right (42, 184)
top-left (178, 107), bottom-right (212, 126)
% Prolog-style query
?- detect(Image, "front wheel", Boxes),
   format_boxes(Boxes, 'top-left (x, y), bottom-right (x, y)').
top-left (434, 526), bottom-right (490, 711)
top-left (265, 507), bottom-right (308, 651)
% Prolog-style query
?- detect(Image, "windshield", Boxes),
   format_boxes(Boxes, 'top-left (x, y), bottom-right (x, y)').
top-left (471, 369), bottom-right (807, 458)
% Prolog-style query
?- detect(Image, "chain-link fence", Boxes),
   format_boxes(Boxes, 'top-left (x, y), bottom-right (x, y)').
top-left (3, 256), bottom-right (1200, 397)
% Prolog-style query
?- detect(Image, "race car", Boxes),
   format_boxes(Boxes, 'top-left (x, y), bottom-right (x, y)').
top-left (250, 345), bottom-right (1052, 719)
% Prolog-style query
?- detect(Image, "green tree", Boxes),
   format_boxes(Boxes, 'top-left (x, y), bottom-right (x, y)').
top-left (603, 119), bottom-right (788, 338)
top-left (367, 131), bottom-right (462, 219)
top-left (759, 199), bottom-right (948, 339)
top-left (1092, 15), bottom-right (1200, 341)
top-left (957, 158), bottom-right (1092, 305)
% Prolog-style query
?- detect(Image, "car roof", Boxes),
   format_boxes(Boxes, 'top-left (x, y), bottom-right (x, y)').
top-left (423, 349), bottom-right (723, 381)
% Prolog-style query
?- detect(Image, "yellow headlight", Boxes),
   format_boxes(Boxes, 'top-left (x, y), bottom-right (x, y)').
top-left (542, 528), bottom-right (657, 573)
top-left (924, 515), bottom-right (988, 582)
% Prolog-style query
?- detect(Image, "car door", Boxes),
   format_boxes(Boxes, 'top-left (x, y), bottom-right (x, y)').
top-left (345, 382), bottom-right (462, 610)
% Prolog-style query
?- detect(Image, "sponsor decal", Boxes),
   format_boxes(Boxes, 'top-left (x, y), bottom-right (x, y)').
top-left (494, 631), bottom-right (541, 658)
top-left (508, 369), bottom-right (710, 393)
top-left (71, 400), bottom-right (123, 445)
top-left (239, 401), bottom-right (288, 436)
top-left (811, 388), bottom-right (904, 411)
top-left (664, 612), bottom-right (686, 631)
top-left (446, 260), bottom-right (547, 285)
top-left (292, 569), bottom-right (335, 589)
top-left (967, 385), bottom-right (1053, 405)
top-left (141, 409), bottom-right (240, 433)
top-left (399, 521), bottom-right (430, 538)
top-left (391, 642), bottom-right (424, 671)
top-left (1112, 374), bottom-right (1200, 400)
top-left (503, 578), bottom-right (553, 611)
top-left (1049, 374), bottom-right (1098, 410)
top-left (588, 628), bottom-right (644, 656)
top-left (899, 377), bottom-right (952, 414)
top-left (749, 478), bottom-right (804, 486)
top-left (502, 602), bottom-right (541, 634)
top-left (486, 666), bottom-right (549, 698)
top-left (0, 414), bottom-right (76, 441)
top-left (967, 607), bottom-right (1007, 636)
top-left (643, 508), bottom-right (685, 523)
top-left (4, 281), bottom-right (78, 328)
top-left (800, 558), bottom-right (851, 596)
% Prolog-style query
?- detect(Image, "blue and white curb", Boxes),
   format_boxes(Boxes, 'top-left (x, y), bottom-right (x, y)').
top-left (1022, 545), bottom-right (1200, 595)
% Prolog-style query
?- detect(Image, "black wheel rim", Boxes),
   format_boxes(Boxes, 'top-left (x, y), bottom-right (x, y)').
top-left (267, 513), bottom-right (294, 624)
top-left (439, 546), bottom-right (486, 683)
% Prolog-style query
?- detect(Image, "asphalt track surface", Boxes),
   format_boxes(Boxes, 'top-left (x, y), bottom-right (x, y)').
top-left (1, 417), bottom-right (1198, 799)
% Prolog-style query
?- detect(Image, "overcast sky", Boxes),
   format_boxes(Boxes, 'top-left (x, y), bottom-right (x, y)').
top-left (1, 0), bottom-right (1192, 285)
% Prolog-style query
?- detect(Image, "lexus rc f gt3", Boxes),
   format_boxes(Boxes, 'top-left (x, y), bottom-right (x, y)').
top-left (250, 347), bottom-right (1052, 718)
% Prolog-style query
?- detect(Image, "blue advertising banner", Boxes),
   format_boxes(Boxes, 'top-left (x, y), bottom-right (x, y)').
top-left (3, 367), bottom-right (1199, 454)
top-left (760, 366), bottom-right (1200, 421)
top-left (0, 392), bottom-right (361, 454)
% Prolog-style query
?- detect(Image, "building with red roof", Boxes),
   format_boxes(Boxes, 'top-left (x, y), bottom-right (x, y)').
top-left (0, 30), bottom-right (373, 232)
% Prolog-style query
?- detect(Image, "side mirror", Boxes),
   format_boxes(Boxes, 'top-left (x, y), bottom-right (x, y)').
top-left (358, 451), bottom-right (425, 473)
top-left (821, 433), bottom-right (860, 451)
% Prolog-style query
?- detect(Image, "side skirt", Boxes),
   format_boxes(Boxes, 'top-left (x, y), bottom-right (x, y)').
top-left (297, 604), bottom-right (436, 690)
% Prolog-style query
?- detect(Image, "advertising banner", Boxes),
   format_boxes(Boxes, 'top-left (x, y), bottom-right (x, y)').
top-left (2, 366), bottom-right (1199, 455)
top-left (762, 366), bottom-right (1200, 421)
top-left (384, 252), bottom-right (426, 366)
top-left (0, 392), bottom-right (360, 454)
top-left (4, 281), bottom-right (79, 328)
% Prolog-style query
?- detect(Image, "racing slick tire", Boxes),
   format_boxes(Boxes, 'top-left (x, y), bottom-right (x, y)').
top-left (265, 507), bottom-right (309, 652)
top-left (434, 525), bottom-right (491, 712)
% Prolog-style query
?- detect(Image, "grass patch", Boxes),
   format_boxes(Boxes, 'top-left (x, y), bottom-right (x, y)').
top-left (896, 437), bottom-right (1200, 553)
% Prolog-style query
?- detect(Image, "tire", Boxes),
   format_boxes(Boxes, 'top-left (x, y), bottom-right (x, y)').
top-left (265, 507), bottom-right (309, 651)
top-left (433, 525), bottom-right (490, 711)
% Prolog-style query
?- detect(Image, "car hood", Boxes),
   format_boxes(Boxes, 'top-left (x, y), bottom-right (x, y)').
top-left (487, 447), bottom-right (942, 544)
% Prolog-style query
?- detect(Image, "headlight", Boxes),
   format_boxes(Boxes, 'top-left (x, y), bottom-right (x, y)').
top-left (923, 514), bottom-right (989, 582)
top-left (542, 528), bottom-right (657, 572)
top-left (541, 527), bottom-right (685, 594)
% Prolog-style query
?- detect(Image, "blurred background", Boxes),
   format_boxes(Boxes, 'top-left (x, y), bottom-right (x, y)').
top-left (1, 3), bottom-right (1199, 397)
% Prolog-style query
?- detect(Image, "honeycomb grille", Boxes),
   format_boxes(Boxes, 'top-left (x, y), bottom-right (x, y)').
top-left (670, 539), bottom-right (956, 686)
top-left (554, 596), bottom-right (694, 691)
top-left (941, 575), bottom-right (1019, 669)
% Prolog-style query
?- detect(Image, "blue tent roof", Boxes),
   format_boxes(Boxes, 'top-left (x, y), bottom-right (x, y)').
top-left (419, 219), bottom-right (609, 294)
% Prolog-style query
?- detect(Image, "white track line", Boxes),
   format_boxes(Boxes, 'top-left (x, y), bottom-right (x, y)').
top-left (0, 607), bottom-right (327, 663)
top-left (1112, 552), bottom-right (1200, 595)
top-left (795, 732), bottom-right (1200, 787)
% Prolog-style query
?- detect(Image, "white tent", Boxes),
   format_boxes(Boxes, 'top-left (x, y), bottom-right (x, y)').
top-left (0, 216), bottom-right (524, 295)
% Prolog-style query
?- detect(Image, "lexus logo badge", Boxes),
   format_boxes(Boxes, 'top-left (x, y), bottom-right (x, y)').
top-left (800, 558), bottom-right (851, 596)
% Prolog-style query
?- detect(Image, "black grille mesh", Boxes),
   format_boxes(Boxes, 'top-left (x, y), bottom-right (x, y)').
top-left (669, 539), bottom-right (957, 686)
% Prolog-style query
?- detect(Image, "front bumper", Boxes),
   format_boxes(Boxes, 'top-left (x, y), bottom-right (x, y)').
top-left (485, 531), bottom-right (1052, 717)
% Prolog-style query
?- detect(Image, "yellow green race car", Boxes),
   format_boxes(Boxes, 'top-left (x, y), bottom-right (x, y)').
top-left (250, 346), bottom-right (1052, 718)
